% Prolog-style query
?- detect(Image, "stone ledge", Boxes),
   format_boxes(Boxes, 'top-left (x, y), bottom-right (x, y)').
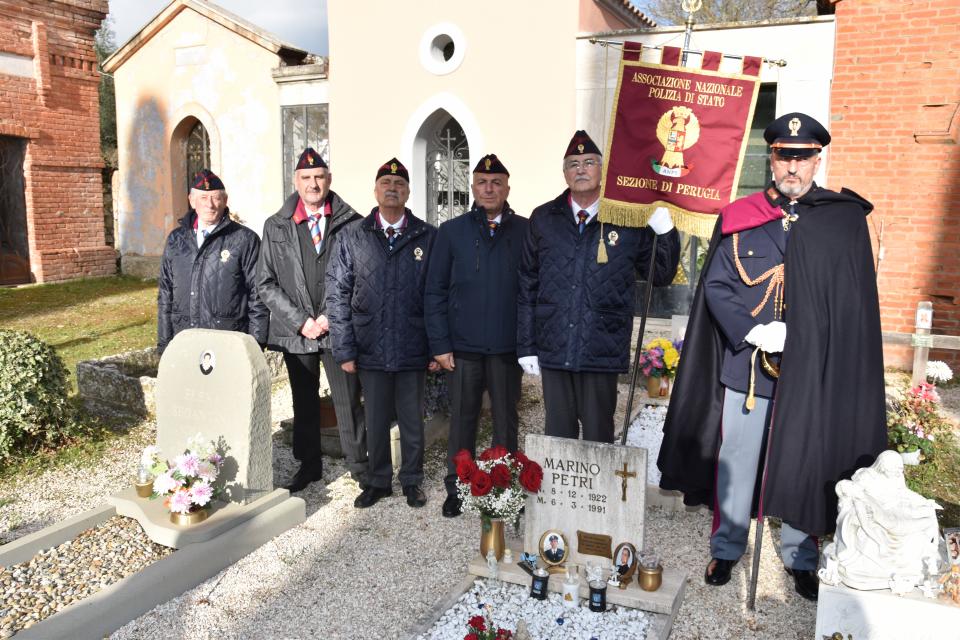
top-left (0, 504), bottom-right (116, 567)
top-left (467, 546), bottom-right (686, 619)
top-left (107, 487), bottom-right (292, 548)
top-left (15, 495), bottom-right (306, 640)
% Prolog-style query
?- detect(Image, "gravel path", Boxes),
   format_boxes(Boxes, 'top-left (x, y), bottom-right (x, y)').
top-left (6, 362), bottom-right (939, 638)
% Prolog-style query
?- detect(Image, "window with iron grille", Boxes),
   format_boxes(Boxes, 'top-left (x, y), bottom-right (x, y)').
top-left (281, 104), bottom-right (329, 197)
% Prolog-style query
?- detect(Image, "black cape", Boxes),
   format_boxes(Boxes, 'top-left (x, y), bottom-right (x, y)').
top-left (657, 186), bottom-right (887, 537)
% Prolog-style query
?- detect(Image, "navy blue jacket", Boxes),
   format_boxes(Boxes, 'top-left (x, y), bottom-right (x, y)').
top-left (325, 209), bottom-right (437, 371)
top-left (157, 210), bottom-right (268, 353)
top-left (424, 203), bottom-right (528, 356)
top-left (517, 190), bottom-right (680, 373)
top-left (703, 216), bottom-right (785, 398)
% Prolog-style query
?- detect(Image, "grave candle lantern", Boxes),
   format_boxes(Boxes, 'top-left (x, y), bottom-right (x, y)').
top-left (588, 580), bottom-right (607, 612)
top-left (530, 567), bottom-right (549, 600)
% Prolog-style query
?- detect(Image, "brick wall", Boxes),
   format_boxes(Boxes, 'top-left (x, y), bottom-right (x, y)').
top-left (0, 0), bottom-right (115, 283)
top-left (830, 0), bottom-right (960, 368)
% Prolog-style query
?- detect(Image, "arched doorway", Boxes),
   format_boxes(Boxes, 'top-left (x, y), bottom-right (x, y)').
top-left (170, 117), bottom-right (212, 217)
top-left (415, 110), bottom-right (470, 226)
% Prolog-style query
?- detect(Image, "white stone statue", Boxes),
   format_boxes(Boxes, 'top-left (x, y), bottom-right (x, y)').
top-left (819, 450), bottom-right (942, 592)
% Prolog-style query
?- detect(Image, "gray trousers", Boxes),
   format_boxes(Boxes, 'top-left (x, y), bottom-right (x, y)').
top-left (712, 387), bottom-right (819, 570)
top-left (358, 369), bottom-right (425, 490)
top-left (320, 352), bottom-right (367, 485)
top-left (444, 354), bottom-right (522, 495)
top-left (541, 368), bottom-right (618, 443)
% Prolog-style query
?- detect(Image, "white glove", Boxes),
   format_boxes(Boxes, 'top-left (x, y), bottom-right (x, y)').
top-left (744, 322), bottom-right (786, 353)
top-left (518, 355), bottom-right (541, 376)
top-left (744, 324), bottom-right (765, 348)
top-left (761, 321), bottom-right (786, 353)
top-left (648, 207), bottom-right (674, 235)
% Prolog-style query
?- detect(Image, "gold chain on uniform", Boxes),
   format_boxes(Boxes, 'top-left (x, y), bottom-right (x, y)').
top-left (731, 233), bottom-right (784, 320)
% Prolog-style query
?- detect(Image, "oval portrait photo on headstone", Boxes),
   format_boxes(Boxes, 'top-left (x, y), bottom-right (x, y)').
top-left (614, 542), bottom-right (637, 576)
top-left (199, 350), bottom-right (216, 376)
top-left (539, 530), bottom-right (568, 566)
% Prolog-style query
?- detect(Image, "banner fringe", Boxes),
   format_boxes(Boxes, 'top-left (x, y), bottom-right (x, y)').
top-left (599, 199), bottom-right (718, 239)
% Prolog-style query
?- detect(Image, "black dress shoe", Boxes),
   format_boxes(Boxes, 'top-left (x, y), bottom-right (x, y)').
top-left (284, 463), bottom-right (323, 493)
top-left (442, 494), bottom-right (463, 517)
top-left (402, 484), bottom-right (427, 508)
top-left (354, 485), bottom-right (392, 508)
top-left (704, 558), bottom-right (737, 586)
top-left (785, 568), bottom-right (819, 601)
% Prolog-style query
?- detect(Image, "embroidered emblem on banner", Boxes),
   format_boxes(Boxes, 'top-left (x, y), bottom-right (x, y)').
top-left (414, 247), bottom-right (423, 261)
top-left (651, 106), bottom-right (700, 178)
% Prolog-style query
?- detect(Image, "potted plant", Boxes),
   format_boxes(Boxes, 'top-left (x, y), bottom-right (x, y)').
top-left (148, 433), bottom-right (224, 524)
top-left (639, 337), bottom-right (681, 397)
top-left (454, 446), bottom-right (543, 560)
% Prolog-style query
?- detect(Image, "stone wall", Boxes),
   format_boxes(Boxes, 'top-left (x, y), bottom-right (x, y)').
top-left (0, 0), bottom-right (116, 283)
top-left (831, 0), bottom-right (960, 367)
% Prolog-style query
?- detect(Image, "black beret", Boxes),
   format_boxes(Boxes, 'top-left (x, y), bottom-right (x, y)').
top-left (190, 169), bottom-right (224, 191)
top-left (296, 147), bottom-right (328, 170)
top-left (376, 157), bottom-right (409, 182)
top-left (564, 130), bottom-right (602, 158)
top-left (764, 112), bottom-right (830, 157)
top-left (473, 153), bottom-right (509, 176)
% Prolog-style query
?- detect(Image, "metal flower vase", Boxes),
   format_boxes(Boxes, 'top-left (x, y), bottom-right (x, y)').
top-left (646, 376), bottom-right (670, 398)
top-left (480, 517), bottom-right (505, 561)
top-left (170, 506), bottom-right (209, 526)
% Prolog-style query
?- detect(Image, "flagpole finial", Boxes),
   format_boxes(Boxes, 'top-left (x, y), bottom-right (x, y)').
top-left (681, 0), bottom-right (702, 14)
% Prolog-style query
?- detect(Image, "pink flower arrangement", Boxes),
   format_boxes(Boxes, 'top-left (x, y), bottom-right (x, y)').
top-left (144, 433), bottom-right (223, 515)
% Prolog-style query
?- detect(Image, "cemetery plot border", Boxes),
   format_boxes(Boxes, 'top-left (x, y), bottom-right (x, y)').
top-left (0, 493), bottom-right (305, 640)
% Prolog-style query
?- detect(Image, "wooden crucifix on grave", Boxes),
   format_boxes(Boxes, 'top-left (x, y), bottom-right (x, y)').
top-left (614, 462), bottom-right (637, 502)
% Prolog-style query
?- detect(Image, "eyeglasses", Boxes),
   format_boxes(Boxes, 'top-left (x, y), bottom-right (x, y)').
top-left (563, 159), bottom-right (600, 171)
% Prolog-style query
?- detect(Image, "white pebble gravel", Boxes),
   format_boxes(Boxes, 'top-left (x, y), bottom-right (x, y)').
top-left (416, 579), bottom-right (649, 640)
top-left (624, 406), bottom-right (667, 485)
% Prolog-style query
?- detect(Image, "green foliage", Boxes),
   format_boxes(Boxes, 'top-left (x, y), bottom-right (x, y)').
top-left (95, 16), bottom-right (118, 165)
top-left (886, 382), bottom-right (949, 461)
top-left (0, 330), bottom-right (73, 460)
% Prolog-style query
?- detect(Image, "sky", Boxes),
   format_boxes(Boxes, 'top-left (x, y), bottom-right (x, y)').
top-left (105, 0), bottom-right (329, 54)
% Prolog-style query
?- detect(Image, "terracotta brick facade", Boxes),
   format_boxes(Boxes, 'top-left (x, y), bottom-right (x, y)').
top-left (830, 0), bottom-right (960, 367)
top-left (0, 0), bottom-right (115, 283)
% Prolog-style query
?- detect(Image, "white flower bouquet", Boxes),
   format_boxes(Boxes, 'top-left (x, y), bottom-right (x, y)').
top-left (145, 433), bottom-right (223, 515)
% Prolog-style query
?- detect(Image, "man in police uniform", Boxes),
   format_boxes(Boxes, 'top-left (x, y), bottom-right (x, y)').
top-left (326, 158), bottom-right (439, 510)
top-left (425, 154), bottom-right (528, 518)
top-left (257, 148), bottom-right (366, 493)
top-left (517, 131), bottom-right (680, 442)
top-left (158, 169), bottom-right (267, 353)
top-left (659, 113), bottom-right (887, 602)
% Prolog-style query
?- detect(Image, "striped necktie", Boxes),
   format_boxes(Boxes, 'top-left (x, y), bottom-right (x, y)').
top-left (307, 214), bottom-right (322, 253)
top-left (386, 226), bottom-right (397, 249)
top-left (577, 210), bottom-right (589, 234)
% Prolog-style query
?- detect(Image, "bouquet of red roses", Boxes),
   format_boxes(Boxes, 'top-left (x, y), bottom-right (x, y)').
top-left (454, 445), bottom-right (543, 525)
top-left (464, 613), bottom-right (512, 640)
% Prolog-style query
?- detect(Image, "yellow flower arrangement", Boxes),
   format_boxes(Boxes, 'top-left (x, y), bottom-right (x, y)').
top-left (639, 337), bottom-right (682, 378)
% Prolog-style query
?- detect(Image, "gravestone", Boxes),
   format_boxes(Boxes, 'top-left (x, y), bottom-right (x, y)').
top-left (155, 329), bottom-right (272, 503)
top-left (523, 434), bottom-right (647, 565)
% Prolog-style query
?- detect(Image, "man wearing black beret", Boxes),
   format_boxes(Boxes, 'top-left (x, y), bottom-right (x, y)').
top-left (326, 158), bottom-right (439, 510)
top-left (257, 148), bottom-right (367, 493)
top-left (517, 131), bottom-right (680, 443)
top-left (659, 112), bottom-right (886, 602)
top-left (425, 154), bottom-right (528, 517)
top-left (158, 169), bottom-right (268, 353)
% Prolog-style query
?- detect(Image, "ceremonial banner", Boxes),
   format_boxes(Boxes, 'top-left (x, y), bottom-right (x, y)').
top-left (599, 43), bottom-right (762, 239)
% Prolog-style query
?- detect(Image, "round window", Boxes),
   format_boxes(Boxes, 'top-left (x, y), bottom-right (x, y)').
top-left (420, 24), bottom-right (465, 75)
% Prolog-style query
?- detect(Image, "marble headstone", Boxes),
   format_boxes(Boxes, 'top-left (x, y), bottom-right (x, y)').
top-left (523, 434), bottom-right (646, 566)
top-left (156, 329), bottom-right (272, 503)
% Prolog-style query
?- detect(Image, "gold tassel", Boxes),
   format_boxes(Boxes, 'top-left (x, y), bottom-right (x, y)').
top-left (745, 347), bottom-right (759, 412)
top-left (597, 222), bottom-right (608, 263)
